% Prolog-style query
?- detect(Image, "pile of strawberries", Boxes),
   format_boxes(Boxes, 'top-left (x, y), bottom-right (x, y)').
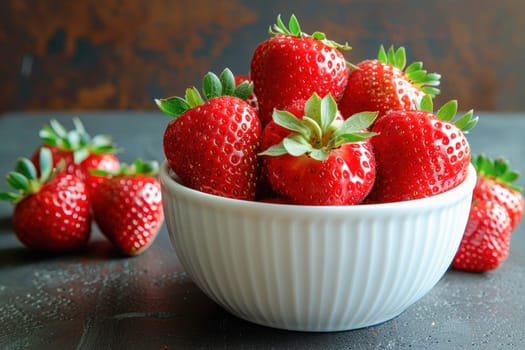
top-left (0, 119), bottom-right (164, 256)
top-left (156, 15), bottom-right (523, 272)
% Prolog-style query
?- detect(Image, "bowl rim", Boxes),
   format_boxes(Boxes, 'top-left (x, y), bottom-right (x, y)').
top-left (159, 160), bottom-right (476, 214)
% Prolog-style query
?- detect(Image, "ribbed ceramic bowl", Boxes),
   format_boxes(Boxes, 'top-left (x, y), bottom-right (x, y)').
top-left (160, 161), bottom-right (476, 332)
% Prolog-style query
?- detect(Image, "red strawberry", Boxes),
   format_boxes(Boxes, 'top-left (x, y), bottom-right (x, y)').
top-left (338, 45), bottom-right (441, 120)
top-left (452, 199), bottom-right (512, 272)
top-left (91, 160), bottom-right (164, 256)
top-left (31, 118), bottom-right (120, 196)
top-left (367, 97), bottom-right (478, 203)
top-left (250, 14), bottom-right (350, 125)
top-left (156, 68), bottom-right (261, 200)
top-left (259, 93), bottom-right (377, 205)
top-left (471, 154), bottom-right (524, 231)
top-left (0, 148), bottom-right (91, 251)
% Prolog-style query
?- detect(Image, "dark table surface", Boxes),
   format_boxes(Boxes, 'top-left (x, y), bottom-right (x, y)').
top-left (0, 111), bottom-right (524, 350)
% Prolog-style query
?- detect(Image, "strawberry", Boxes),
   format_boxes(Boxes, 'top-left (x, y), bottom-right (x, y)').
top-left (471, 154), bottom-right (524, 231)
top-left (91, 159), bottom-right (164, 256)
top-left (338, 45), bottom-right (441, 120)
top-left (259, 93), bottom-right (377, 205)
top-left (250, 14), bottom-right (351, 125)
top-left (31, 118), bottom-right (121, 196)
top-left (366, 97), bottom-right (478, 203)
top-left (0, 148), bottom-right (91, 251)
top-left (452, 200), bottom-right (512, 272)
top-left (156, 68), bottom-right (261, 200)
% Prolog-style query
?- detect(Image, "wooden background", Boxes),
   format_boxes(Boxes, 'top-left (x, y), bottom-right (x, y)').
top-left (1, 0), bottom-right (524, 114)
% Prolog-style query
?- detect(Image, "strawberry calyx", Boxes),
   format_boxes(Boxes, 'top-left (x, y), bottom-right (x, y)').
top-left (90, 158), bottom-right (159, 177)
top-left (357, 45), bottom-right (441, 97)
top-left (155, 68), bottom-right (253, 118)
top-left (0, 148), bottom-right (61, 203)
top-left (259, 93), bottom-right (377, 161)
top-left (418, 95), bottom-right (479, 132)
top-left (269, 14), bottom-right (351, 51)
top-left (473, 154), bottom-right (523, 192)
top-left (39, 118), bottom-right (119, 164)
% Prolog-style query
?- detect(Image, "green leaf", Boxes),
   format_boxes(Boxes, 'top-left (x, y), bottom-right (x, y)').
top-left (394, 46), bottom-right (406, 70)
top-left (283, 135), bottom-right (312, 156)
top-left (311, 31), bottom-right (326, 40)
top-left (338, 112), bottom-right (377, 134)
top-left (39, 126), bottom-right (59, 146)
top-left (272, 110), bottom-right (311, 136)
top-left (15, 158), bottom-right (37, 180)
top-left (377, 45), bottom-right (387, 63)
top-left (304, 93), bottom-right (322, 125)
top-left (39, 147), bottom-right (53, 181)
top-left (72, 117), bottom-right (87, 135)
top-left (155, 97), bottom-right (190, 118)
top-left (405, 61), bottom-right (422, 75)
top-left (309, 148), bottom-right (330, 161)
top-left (258, 142), bottom-right (288, 157)
top-left (0, 191), bottom-right (20, 202)
top-left (288, 14), bottom-right (301, 35)
top-left (234, 82), bottom-right (253, 100)
top-left (6, 171), bottom-right (29, 192)
top-left (435, 100), bottom-right (457, 121)
top-left (276, 14), bottom-right (287, 33)
top-left (185, 87), bottom-right (205, 107)
top-left (320, 94), bottom-right (337, 132)
top-left (419, 95), bottom-right (434, 112)
top-left (220, 68), bottom-right (235, 96)
top-left (202, 72), bottom-right (222, 99)
top-left (336, 132), bottom-right (378, 144)
top-left (50, 119), bottom-right (67, 138)
top-left (421, 87), bottom-right (440, 96)
top-left (73, 148), bottom-right (89, 165)
top-left (501, 171), bottom-right (519, 183)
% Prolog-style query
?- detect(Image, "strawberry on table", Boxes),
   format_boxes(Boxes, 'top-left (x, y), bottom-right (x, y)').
top-left (250, 14), bottom-right (351, 125)
top-left (471, 154), bottom-right (524, 231)
top-left (366, 96), bottom-right (478, 203)
top-left (259, 93), bottom-right (377, 205)
top-left (91, 159), bottom-right (164, 256)
top-left (31, 118), bottom-right (121, 196)
top-left (0, 148), bottom-right (91, 251)
top-left (338, 45), bottom-right (441, 121)
top-left (452, 155), bottom-right (523, 272)
top-left (156, 68), bottom-right (261, 201)
top-left (452, 200), bottom-right (512, 272)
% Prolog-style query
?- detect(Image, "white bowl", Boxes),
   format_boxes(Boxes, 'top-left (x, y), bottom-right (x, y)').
top-left (160, 161), bottom-right (476, 332)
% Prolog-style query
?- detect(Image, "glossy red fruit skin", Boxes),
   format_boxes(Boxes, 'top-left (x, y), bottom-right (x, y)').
top-left (452, 200), bottom-right (512, 272)
top-left (260, 103), bottom-right (375, 206)
top-left (338, 59), bottom-right (424, 120)
top-left (92, 175), bottom-right (164, 256)
top-left (473, 176), bottom-right (524, 232)
top-left (13, 173), bottom-right (91, 251)
top-left (367, 110), bottom-right (470, 203)
top-left (163, 96), bottom-right (261, 200)
top-left (263, 142), bottom-right (376, 205)
top-left (251, 34), bottom-right (349, 125)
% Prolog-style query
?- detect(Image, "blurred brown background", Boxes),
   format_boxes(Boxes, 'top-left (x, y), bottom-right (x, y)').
top-left (1, 0), bottom-right (524, 114)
